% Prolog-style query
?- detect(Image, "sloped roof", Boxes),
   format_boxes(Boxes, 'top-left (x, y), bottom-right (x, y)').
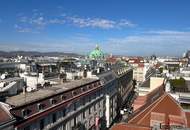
top-left (0, 103), bottom-right (15, 127)
top-left (111, 123), bottom-right (151, 130)
top-left (185, 112), bottom-right (190, 127)
top-left (132, 84), bottom-right (164, 111)
top-left (112, 93), bottom-right (190, 130)
top-left (129, 93), bottom-right (186, 126)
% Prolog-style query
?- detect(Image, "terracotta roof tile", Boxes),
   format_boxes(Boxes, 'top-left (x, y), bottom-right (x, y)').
top-left (112, 82), bottom-right (190, 130)
top-left (185, 112), bottom-right (190, 127)
top-left (111, 123), bottom-right (151, 130)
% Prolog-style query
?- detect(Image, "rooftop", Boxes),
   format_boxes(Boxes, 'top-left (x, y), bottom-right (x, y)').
top-left (0, 77), bottom-right (23, 82)
top-left (112, 93), bottom-right (190, 130)
top-left (6, 78), bottom-right (98, 107)
top-left (0, 102), bottom-right (15, 127)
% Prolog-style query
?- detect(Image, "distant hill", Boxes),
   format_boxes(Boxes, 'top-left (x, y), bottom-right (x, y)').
top-left (0, 51), bottom-right (83, 58)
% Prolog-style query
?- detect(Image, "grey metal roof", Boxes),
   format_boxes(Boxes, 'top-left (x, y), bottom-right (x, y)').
top-left (6, 78), bottom-right (98, 107)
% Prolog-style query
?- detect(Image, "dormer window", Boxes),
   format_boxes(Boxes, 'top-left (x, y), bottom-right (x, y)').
top-left (37, 103), bottom-right (45, 111)
top-left (50, 99), bottom-right (57, 105)
top-left (88, 85), bottom-right (92, 89)
top-left (81, 87), bottom-right (86, 92)
top-left (22, 109), bottom-right (30, 117)
top-left (61, 95), bottom-right (67, 100)
top-left (72, 91), bottom-right (77, 96)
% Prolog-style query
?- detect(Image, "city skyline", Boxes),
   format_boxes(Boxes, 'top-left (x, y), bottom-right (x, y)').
top-left (1, 0), bottom-right (190, 56)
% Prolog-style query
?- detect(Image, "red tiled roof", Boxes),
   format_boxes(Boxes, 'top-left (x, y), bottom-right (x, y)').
top-left (106, 57), bottom-right (117, 63)
top-left (111, 123), bottom-right (151, 130)
top-left (128, 57), bottom-right (144, 64)
top-left (133, 85), bottom-right (164, 111)
top-left (185, 112), bottom-right (190, 127)
top-left (111, 87), bottom-right (190, 130)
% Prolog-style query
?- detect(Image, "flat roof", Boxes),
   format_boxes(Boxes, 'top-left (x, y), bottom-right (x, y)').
top-left (6, 78), bottom-right (98, 107)
top-left (0, 77), bottom-right (23, 82)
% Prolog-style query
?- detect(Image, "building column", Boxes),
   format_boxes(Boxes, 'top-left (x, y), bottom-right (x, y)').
top-left (105, 95), bottom-right (110, 128)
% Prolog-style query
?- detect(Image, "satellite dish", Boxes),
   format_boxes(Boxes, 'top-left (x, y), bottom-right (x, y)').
top-left (1, 74), bottom-right (6, 79)
top-left (26, 87), bottom-right (32, 92)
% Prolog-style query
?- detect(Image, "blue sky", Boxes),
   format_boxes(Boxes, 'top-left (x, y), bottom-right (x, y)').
top-left (0, 0), bottom-right (190, 56)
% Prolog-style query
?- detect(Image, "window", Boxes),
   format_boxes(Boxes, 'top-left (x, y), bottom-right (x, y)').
top-left (52, 113), bottom-right (57, 123)
top-left (99, 111), bottom-right (102, 117)
top-left (88, 95), bottom-right (91, 102)
top-left (50, 99), bottom-right (56, 105)
top-left (94, 104), bottom-right (96, 111)
top-left (81, 98), bottom-right (84, 106)
top-left (89, 85), bottom-right (92, 89)
top-left (94, 92), bottom-right (97, 99)
top-left (74, 102), bottom-right (77, 111)
top-left (89, 107), bottom-right (91, 114)
top-left (40, 119), bottom-right (45, 130)
top-left (98, 102), bottom-right (100, 107)
top-left (74, 117), bottom-right (77, 126)
top-left (61, 95), bottom-right (67, 100)
top-left (72, 91), bottom-right (77, 96)
top-left (37, 103), bottom-right (45, 111)
top-left (83, 111), bottom-right (86, 118)
top-left (22, 109), bottom-right (30, 117)
top-left (62, 108), bottom-right (66, 117)
top-left (81, 87), bottom-right (86, 92)
top-left (24, 126), bottom-right (30, 130)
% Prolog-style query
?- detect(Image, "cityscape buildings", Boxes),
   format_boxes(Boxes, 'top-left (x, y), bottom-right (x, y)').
top-left (1, 1), bottom-right (190, 130)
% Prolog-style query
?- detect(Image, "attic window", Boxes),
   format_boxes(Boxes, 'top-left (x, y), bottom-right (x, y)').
top-left (92, 84), bottom-right (95, 88)
top-left (88, 85), bottom-right (92, 89)
top-left (61, 95), bottom-right (67, 100)
top-left (81, 87), bottom-right (86, 92)
top-left (72, 91), bottom-right (77, 96)
top-left (22, 109), bottom-right (30, 117)
top-left (98, 82), bottom-right (101, 85)
top-left (37, 103), bottom-right (45, 111)
top-left (50, 99), bottom-right (57, 105)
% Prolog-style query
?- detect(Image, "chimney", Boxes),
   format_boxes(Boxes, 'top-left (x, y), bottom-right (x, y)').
top-left (83, 70), bottom-right (87, 78)
top-left (97, 68), bottom-right (100, 74)
top-left (23, 86), bottom-right (26, 94)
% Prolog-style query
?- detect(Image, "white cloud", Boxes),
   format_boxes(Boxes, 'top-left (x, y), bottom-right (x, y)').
top-left (14, 24), bottom-right (39, 33)
top-left (67, 16), bottom-right (136, 29)
top-left (30, 16), bottom-right (46, 26)
top-left (16, 11), bottom-right (65, 32)
top-left (15, 10), bottom-right (136, 33)
top-left (145, 30), bottom-right (190, 35)
top-left (118, 19), bottom-right (136, 27)
top-left (19, 16), bottom-right (28, 22)
top-left (103, 30), bottom-right (190, 56)
top-left (48, 18), bottom-right (65, 24)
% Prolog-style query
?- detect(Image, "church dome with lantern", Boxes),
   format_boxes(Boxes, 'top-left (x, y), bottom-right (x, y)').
top-left (89, 45), bottom-right (104, 60)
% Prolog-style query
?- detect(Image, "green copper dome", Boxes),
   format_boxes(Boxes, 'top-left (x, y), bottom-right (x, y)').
top-left (89, 45), bottom-right (104, 59)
